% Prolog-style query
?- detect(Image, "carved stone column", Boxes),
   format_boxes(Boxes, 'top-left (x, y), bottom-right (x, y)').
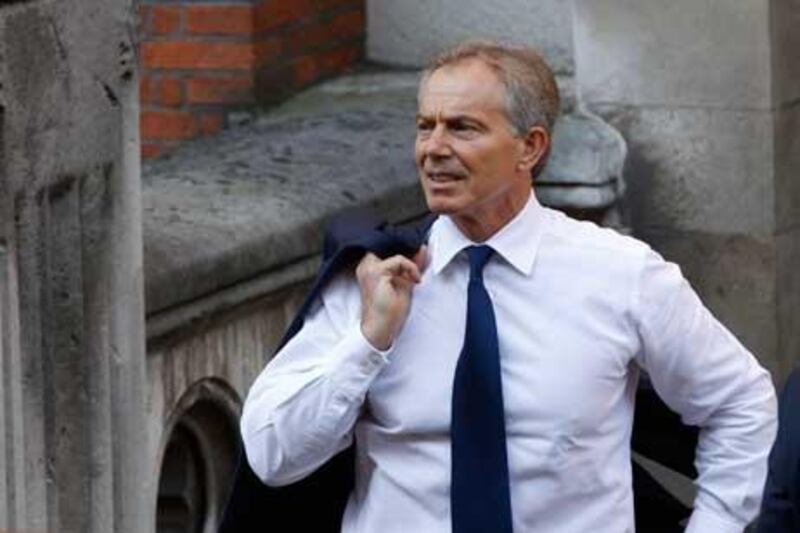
top-left (0, 1), bottom-right (147, 531)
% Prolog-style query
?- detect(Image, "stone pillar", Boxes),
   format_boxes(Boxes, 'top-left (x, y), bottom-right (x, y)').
top-left (573, 0), bottom-right (800, 382)
top-left (771, 0), bottom-right (800, 384)
top-left (0, 0), bottom-right (147, 531)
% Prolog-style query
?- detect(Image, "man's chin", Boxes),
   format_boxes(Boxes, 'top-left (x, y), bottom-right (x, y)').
top-left (424, 197), bottom-right (460, 215)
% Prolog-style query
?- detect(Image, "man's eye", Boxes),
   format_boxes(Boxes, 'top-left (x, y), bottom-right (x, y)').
top-left (451, 122), bottom-right (476, 133)
top-left (416, 122), bottom-right (433, 131)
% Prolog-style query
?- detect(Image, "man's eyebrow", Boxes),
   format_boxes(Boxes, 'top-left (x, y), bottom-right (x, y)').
top-left (415, 113), bottom-right (481, 123)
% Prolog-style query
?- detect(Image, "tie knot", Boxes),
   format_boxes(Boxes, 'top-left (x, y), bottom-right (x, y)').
top-left (466, 246), bottom-right (494, 281)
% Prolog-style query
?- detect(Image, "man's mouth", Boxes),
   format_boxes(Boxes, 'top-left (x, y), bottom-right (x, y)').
top-left (426, 171), bottom-right (464, 182)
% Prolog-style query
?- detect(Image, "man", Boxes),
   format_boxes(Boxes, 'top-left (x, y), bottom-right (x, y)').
top-left (241, 41), bottom-right (777, 532)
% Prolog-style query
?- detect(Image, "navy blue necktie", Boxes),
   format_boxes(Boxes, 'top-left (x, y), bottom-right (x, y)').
top-left (451, 246), bottom-right (513, 533)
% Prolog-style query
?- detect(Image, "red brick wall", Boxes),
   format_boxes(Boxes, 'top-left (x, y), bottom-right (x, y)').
top-left (138, 0), bottom-right (365, 159)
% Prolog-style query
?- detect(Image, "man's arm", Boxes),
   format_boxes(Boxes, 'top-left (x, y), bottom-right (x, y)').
top-left (240, 250), bottom-right (424, 486)
top-left (632, 248), bottom-right (777, 532)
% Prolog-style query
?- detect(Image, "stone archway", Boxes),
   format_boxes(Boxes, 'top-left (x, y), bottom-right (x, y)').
top-left (155, 379), bottom-right (240, 533)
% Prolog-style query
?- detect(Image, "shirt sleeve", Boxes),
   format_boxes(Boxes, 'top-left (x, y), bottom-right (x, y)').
top-left (240, 273), bottom-right (391, 486)
top-left (631, 247), bottom-right (777, 532)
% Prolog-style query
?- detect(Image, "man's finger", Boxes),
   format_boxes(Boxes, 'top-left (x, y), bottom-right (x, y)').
top-left (381, 255), bottom-right (422, 283)
top-left (356, 252), bottom-right (380, 276)
top-left (412, 245), bottom-right (428, 272)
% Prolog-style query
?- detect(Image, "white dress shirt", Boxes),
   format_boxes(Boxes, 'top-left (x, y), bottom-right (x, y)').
top-left (241, 191), bottom-right (777, 533)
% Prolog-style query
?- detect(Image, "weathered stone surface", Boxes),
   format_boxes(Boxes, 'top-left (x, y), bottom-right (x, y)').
top-left (146, 281), bottom-right (310, 528)
top-left (642, 229), bottom-right (778, 374)
top-left (142, 71), bottom-right (427, 315)
top-left (366, 0), bottom-right (574, 74)
top-left (1, 4), bottom-right (133, 189)
top-left (775, 103), bottom-right (800, 232)
top-left (771, 0), bottom-right (800, 107)
top-left (537, 111), bottom-right (627, 210)
top-left (0, 1), bottom-right (147, 531)
top-left (777, 228), bottom-right (800, 384)
top-left (596, 105), bottom-right (775, 236)
top-left (573, 0), bottom-right (772, 109)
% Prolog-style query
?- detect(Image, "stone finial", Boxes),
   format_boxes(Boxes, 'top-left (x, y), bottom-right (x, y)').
top-left (536, 111), bottom-right (628, 229)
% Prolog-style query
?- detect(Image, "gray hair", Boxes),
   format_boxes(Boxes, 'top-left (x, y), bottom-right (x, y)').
top-left (420, 40), bottom-right (560, 135)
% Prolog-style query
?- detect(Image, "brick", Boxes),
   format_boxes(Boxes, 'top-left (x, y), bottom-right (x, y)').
top-left (141, 42), bottom-right (255, 70)
top-left (137, 5), bottom-right (149, 34)
top-left (320, 44), bottom-right (360, 73)
top-left (254, 37), bottom-right (282, 66)
top-left (141, 143), bottom-right (165, 159)
top-left (292, 55), bottom-right (319, 87)
top-left (286, 21), bottom-right (322, 54)
top-left (289, 44), bottom-right (359, 88)
top-left (315, 0), bottom-right (363, 11)
top-left (157, 77), bottom-right (184, 107)
top-left (198, 113), bottom-right (224, 136)
top-left (330, 8), bottom-right (364, 39)
top-left (287, 9), bottom-right (364, 54)
top-left (253, 64), bottom-right (294, 104)
top-left (140, 76), bottom-right (154, 104)
top-left (186, 76), bottom-right (253, 104)
top-left (254, 0), bottom-right (315, 32)
top-left (151, 5), bottom-right (182, 36)
top-left (139, 76), bottom-right (182, 106)
top-left (141, 110), bottom-right (197, 141)
top-left (186, 5), bottom-right (253, 35)
top-left (285, 19), bottom-right (333, 54)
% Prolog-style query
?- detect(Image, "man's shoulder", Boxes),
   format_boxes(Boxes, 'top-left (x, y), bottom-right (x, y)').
top-left (542, 208), bottom-right (650, 262)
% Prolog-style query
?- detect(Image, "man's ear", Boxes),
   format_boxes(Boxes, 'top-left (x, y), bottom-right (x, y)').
top-left (517, 126), bottom-right (550, 175)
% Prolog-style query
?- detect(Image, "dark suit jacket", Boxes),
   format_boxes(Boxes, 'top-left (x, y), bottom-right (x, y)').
top-left (757, 368), bottom-right (800, 532)
top-left (219, 210), bottom-right (697, 532)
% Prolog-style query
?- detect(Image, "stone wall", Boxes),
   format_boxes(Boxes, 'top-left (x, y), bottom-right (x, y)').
top-left (146, 281), bottom-right (308, 530)
top-left (0, 0), bottom-right (147, 531)
top-left (572, 0), bottom-right (800, 383)
top-left (138, 0), bottom-right (366, 159)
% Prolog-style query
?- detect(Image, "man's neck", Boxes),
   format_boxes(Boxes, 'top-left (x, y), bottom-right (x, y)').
top-left (450, 189), bottom-right (532, 242)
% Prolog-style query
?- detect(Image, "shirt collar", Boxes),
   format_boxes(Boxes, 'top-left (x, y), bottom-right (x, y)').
top-left (429, 190), bottom-right (547, 276)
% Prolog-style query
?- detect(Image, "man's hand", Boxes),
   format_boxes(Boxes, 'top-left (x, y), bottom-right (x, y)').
top-left (356, 247), bottom-right (427, 351)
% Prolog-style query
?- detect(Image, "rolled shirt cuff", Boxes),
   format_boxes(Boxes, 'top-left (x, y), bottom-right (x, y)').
top-left (326, 323), bottom-right (393, 402)
top-left (685, 509), bottom-right (747, 533)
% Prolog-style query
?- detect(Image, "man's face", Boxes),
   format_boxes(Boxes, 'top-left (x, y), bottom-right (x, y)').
top-left (415, 59), bottom-right (533, 238)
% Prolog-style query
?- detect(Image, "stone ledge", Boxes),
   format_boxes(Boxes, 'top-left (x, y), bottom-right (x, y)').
top-left (142, 67), bottom-right (627, 334)
top-left (143, 69), bottom-right (427, 318)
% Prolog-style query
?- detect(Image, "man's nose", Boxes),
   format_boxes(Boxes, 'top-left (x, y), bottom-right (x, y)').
top-left (422, 124), bottom-right (452, 157)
